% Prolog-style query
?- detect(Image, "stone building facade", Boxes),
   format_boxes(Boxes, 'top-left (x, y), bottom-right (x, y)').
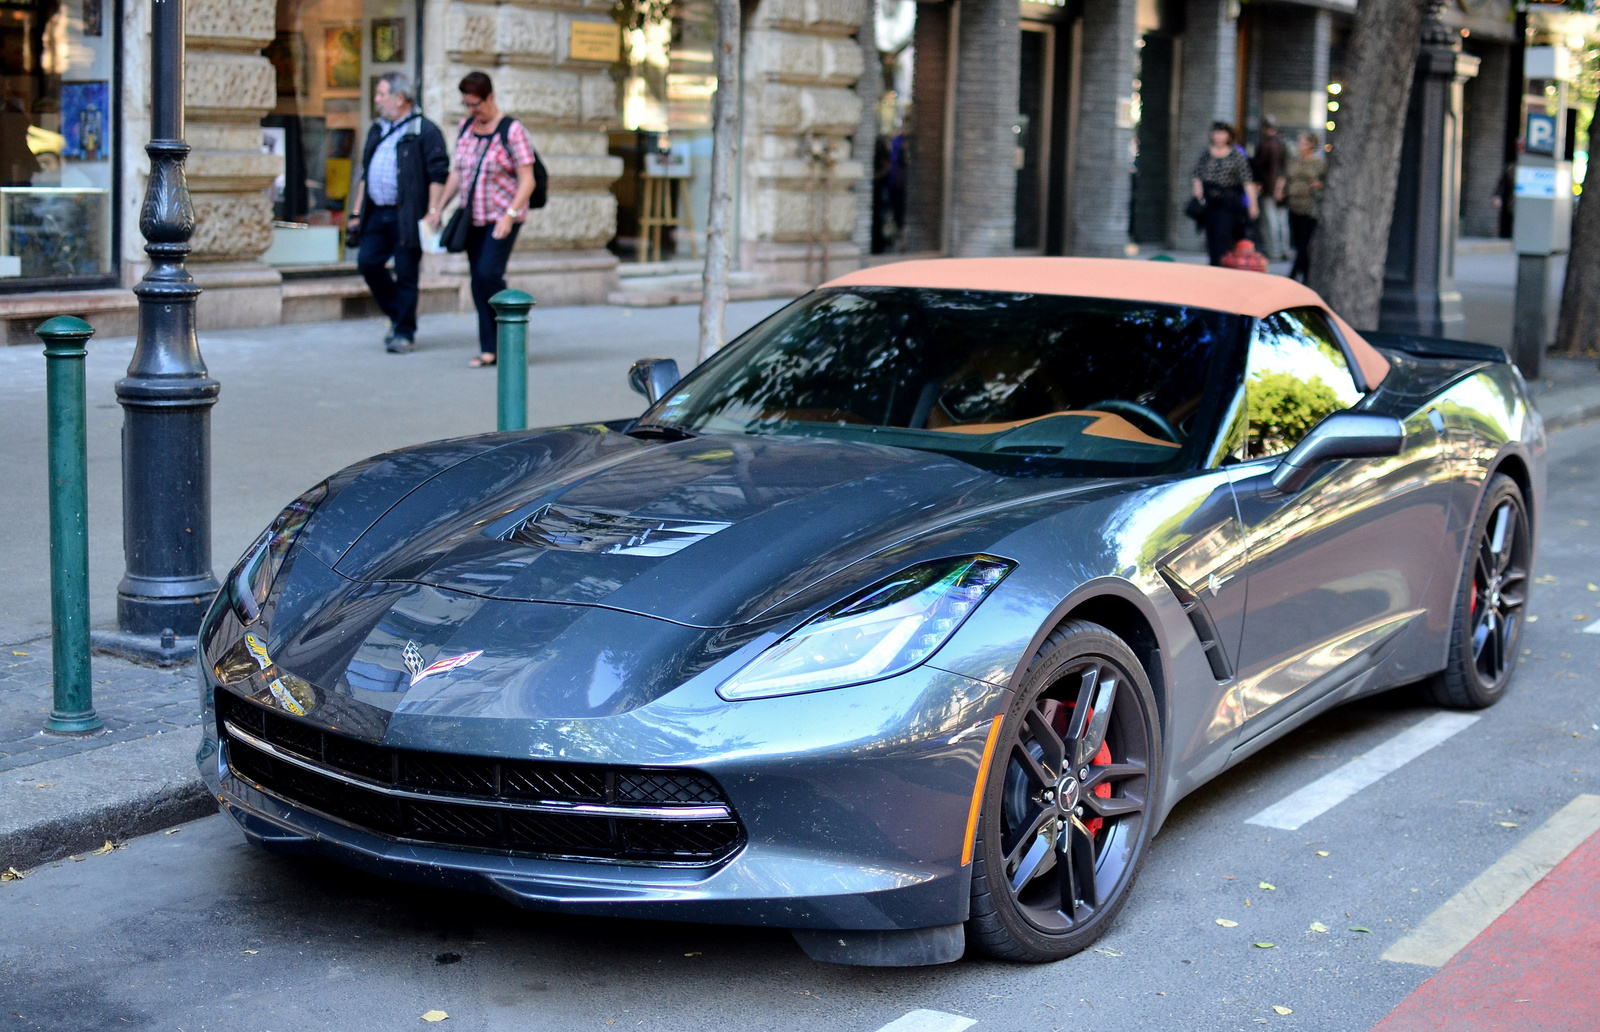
top-left (0, 0), bottom-right (1550, 340)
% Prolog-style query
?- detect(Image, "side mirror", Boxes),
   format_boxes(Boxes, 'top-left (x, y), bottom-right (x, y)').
top-left (1270, 412), bottom-right (1405, 493)
top-left (628, 358), bottom-right (680, 404)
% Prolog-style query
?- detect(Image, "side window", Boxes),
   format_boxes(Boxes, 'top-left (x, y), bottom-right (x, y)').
top-left (1245, 308), bottom-right (1364, 458)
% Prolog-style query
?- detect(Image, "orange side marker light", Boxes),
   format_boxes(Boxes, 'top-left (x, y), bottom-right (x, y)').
top-left (961, 715), bottom-right (1005, 866)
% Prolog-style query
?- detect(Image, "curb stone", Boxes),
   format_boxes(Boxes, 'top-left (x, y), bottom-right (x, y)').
top-left (0, 731), bottom-right (215, 873)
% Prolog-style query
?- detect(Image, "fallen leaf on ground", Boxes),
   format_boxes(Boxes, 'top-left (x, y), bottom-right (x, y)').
top-left (1259, 881), bottom-right (1276, 890)
top-left (1309, 922), bottom-right (1329, 933)
top-left (1222, 874), bottom-right (1237, 880)
top-left (1316, 850), bottom-right (1330, 857)
top-left (1216, 918), bottom-right (1239, 927)
top-left (1498, 821), bottom-right (1519, 828)
top-left (11, 651), bottom-right (27, 656)
top-left (1576, 615), bottom-right (1590, 621)
top-left (421, 1011), bottom-right (448, 1023)
top-left (164, 828), bottom-right (181, 835)
top-left (1350, 926), bottom-right (1371, 933)
top-left (1091, 946), bottom-right (1124, 957)
top-left (33, 782), bottom-right (54, 789)
top-left (91, 841), bottom-right (119, 855)
top-left (683, 951), bottom-right (701, 957)
top-left (241, 950), bottom-right (258, 955)
top-left (1536, 575), bottom-right (1558, 584)
top-left (2, 867), bottom-right (23, 881)
top-left (1273, 1005), bottom-right (1293, 1016)
top-left (1254, 942), bottom-right (1275, 949)
top-left (1245, 899), bottom-right (1252, 906)
top-left (69, 855), bottom-right (83, 862)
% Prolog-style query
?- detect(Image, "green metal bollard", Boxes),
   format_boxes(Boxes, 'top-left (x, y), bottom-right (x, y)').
top-left (38, 316), bottom-right (101, 734)
top-left (489, 289), bottom-right (535, 431)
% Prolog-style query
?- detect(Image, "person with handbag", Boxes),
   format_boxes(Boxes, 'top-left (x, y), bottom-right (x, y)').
top-left (347, 72), bottom-right (448, 354)
top-left (1190, 122), bottom-right (1259, 266)
top-left (427, 71), bottom-right (540, 368)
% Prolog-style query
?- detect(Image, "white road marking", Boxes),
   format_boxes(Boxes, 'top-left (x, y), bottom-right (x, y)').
top-left (1382, 793), bottom-right (1600, 967)
top-left (1583, 617), bottom-right (1600, 634)
top-left (873, 1010), bottom-right (977, 1032)
top-left (1245, 712), bottom-right (1481, 830)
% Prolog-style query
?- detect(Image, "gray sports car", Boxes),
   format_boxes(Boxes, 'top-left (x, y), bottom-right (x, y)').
top-left (198, 258), bottom-right (1543, 966)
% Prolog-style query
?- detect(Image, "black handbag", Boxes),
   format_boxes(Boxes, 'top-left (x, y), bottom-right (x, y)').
top-left (441, 119), bottom-right (511, 253)
top-left (1184, 196), bottom-right (1207, 227)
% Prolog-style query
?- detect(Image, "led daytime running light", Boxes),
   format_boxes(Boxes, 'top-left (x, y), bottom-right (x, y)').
top-left (718, 555), bottom-right (1013, 701)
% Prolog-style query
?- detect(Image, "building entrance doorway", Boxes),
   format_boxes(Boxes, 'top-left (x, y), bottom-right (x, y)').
top-left (1014, 21), bottom-right (1055, 252)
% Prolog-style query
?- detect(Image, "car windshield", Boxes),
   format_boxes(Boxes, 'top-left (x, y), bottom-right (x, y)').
top-left (643, 286), bottom-right (1245, 476)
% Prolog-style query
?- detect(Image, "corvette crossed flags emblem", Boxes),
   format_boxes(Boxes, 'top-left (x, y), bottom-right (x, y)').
top-left (402, 640), bottom-right (483, 687)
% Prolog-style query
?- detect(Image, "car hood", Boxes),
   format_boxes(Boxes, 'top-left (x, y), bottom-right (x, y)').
top-left (303, 426), bottom-right (1087, 629)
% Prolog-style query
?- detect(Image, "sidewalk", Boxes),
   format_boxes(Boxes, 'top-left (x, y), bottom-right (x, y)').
top-left (1, 263), bottom-right (1597, 876)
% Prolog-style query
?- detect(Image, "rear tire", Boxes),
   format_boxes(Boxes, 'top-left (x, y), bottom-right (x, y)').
top-left (1427, 474), bottom-right (1530, 709)
top-left (966, 620), bottom-right (1161, 962)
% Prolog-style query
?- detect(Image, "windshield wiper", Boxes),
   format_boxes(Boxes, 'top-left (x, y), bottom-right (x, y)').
top-left (625, 421), bottom-right (699, 441)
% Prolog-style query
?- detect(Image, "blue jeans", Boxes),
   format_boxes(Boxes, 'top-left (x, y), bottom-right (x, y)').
top-left (465, 221), bottom-right (522, 355)
top-left (356, 205), bottom-right (422, 338)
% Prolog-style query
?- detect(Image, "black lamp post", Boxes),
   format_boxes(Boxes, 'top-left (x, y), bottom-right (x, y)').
top-left (100, 0), bottom-right (220, 663)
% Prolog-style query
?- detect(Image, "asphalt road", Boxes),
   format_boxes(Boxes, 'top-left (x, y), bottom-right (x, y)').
top-left (4, 419), bottom-right (1598, 1032)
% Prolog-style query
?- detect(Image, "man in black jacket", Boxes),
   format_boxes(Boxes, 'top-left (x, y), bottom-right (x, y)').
top-left (349, 72), bottom-right (448, 353)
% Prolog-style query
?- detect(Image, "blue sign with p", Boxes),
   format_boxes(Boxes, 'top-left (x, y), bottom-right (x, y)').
top-left (1526, 112), bottom-right (1557, 156)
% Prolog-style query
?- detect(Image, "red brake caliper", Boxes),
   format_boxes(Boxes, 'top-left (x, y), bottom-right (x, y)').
top-left (1057, 701), bottom-right (1113, 837)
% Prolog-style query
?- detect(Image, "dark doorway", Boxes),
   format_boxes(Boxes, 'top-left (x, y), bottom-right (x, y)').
top-left (1014, 22), bottom-right (1054, 252)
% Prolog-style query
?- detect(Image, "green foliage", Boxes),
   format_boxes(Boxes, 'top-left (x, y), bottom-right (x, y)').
top-left (1248, 370), bottom-right (1343, 455)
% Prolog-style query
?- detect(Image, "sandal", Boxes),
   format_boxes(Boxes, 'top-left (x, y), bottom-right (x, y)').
top-left (468, 353), bottom-right (497, 368)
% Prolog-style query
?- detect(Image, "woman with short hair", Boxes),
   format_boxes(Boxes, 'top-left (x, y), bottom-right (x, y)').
top-left (427, 71), bottom-right (537, 367)
top-left (1190, 121), bottom-right (1259, 266)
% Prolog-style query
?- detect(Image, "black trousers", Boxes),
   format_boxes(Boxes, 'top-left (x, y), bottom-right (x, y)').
top-left (465, 221), bottom-right (523, 355)
top-left (1202, 191), bottom-right (1245, 266)
top-left (356, 205), bottom-right (422, 338)
top-left (1289, 213), bottom-right (1318, 282)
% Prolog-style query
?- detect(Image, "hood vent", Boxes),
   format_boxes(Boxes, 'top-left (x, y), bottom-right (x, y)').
top-left (504, 503), bottom-right (733, 557)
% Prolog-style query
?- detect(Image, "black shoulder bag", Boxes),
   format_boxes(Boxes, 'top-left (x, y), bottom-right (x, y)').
top-left (440, 119), bottom-right (505, 253)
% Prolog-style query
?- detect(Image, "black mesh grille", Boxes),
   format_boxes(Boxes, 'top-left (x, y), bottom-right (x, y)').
top-left (217, 690), bottom-right (743, 865)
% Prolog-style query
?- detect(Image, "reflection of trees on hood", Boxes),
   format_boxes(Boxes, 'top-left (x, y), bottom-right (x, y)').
top-left (1247, 371), bottom-right (1341, 456)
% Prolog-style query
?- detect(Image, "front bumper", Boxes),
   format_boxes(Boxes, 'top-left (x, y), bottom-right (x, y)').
top-left (199, 664), bottom-right (1005, 931)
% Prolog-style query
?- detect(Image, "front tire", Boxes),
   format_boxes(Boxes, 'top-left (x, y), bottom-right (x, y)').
top-left (966, 620), bottom-right (1161, 962)
top-left (1428, 473), bottom-right (1531, 709)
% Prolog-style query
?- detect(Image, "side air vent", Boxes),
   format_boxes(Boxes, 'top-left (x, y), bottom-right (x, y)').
top-left (504, 503), bottom-right (732, 557)
top-left (1156, 568), bottom-right (1233, 681)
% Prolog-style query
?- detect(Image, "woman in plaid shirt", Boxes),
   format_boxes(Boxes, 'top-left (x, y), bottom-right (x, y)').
top-left (427, 71), bottom-right (537, 367)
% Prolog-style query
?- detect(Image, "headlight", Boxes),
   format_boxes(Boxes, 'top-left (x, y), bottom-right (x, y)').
top-left (717, 555), bottom-right (1013, 701)
top-left (225, 482), bottom-right (328, 625)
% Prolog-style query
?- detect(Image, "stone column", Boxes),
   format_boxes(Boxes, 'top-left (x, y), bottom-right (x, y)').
top-left (945, 0), bottom-right (1017, 256)
top-left (183, 0), bottom-right (284, 328)
top-left (1379, 15), bottom-right (1478, 337)
top-left (1460, 41), bottom-right (1509, 239)
top-left (739, 0), bottom-right (867, 285)
top-left (1166, 0), bottom-right (1237, 249)
top-left (851, 0), bottom-right (877, 257)
top-left (1071, 0), bottom-right (1138, 256)
top-left (901, 1), bottom-right (951, 254)
top-left (435, 0), bottom-right (625, 305)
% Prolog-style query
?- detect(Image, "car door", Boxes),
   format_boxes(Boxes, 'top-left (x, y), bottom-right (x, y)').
top-left (1225, 308), bottom-right (1452, 739)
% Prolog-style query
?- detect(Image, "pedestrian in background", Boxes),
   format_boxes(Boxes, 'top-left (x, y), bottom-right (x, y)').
top-left (427, 71), bottom-right (536, 368)
top-left (348, 72), bottom-right (448, 354)
top-left (1285, 132), bottom-right (1327, 283)
top-left (1252, 115), bottom-right (1288, 260)
top-left (1191, 122), bottom-right (1259, 266)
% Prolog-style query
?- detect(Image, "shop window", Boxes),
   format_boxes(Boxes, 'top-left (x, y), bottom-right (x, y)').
top-left (609, 0), bottom-right (715, 262)
top-left (261, 0), bottom-right (413, 267)
top-left (0, 0), bottom-right (116, 286)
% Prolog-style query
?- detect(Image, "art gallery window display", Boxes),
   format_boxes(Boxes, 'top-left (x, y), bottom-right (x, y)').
top-left (0, 0), bottom-right (117, 288)
top-left (261, 0), bottom-right (416, 267)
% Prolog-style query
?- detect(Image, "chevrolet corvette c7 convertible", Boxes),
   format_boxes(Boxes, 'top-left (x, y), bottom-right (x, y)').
top-left (198, 258), bottom-right (1543, 966)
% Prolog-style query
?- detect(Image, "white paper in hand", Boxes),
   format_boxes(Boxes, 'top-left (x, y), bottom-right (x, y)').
top-left (418, 219), bottom-right (444, 254)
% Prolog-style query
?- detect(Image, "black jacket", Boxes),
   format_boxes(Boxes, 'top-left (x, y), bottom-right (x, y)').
top-left (358, 112), bottom-right (449, 250)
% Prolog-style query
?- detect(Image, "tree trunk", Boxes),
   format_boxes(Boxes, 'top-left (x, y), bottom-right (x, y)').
top-left (1554, 165), bottom-right (1600, 356)
top-left (1307, 0), bottom-right (1433, 328)
top-left (698, 0), bottom-right (742, 362)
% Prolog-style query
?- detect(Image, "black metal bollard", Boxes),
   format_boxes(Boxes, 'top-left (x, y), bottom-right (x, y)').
top-left (38, 317), bottom-right (101, 734)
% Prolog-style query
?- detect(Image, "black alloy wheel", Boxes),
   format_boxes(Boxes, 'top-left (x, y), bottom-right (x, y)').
top-left (1430, 473), bottom-right (1532, 709)
top-left (967, 620), bottom-right (1160, 962)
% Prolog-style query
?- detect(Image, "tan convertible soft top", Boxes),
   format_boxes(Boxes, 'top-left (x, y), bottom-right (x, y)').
top-left (825, 257), bottom-right (1390, 389)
